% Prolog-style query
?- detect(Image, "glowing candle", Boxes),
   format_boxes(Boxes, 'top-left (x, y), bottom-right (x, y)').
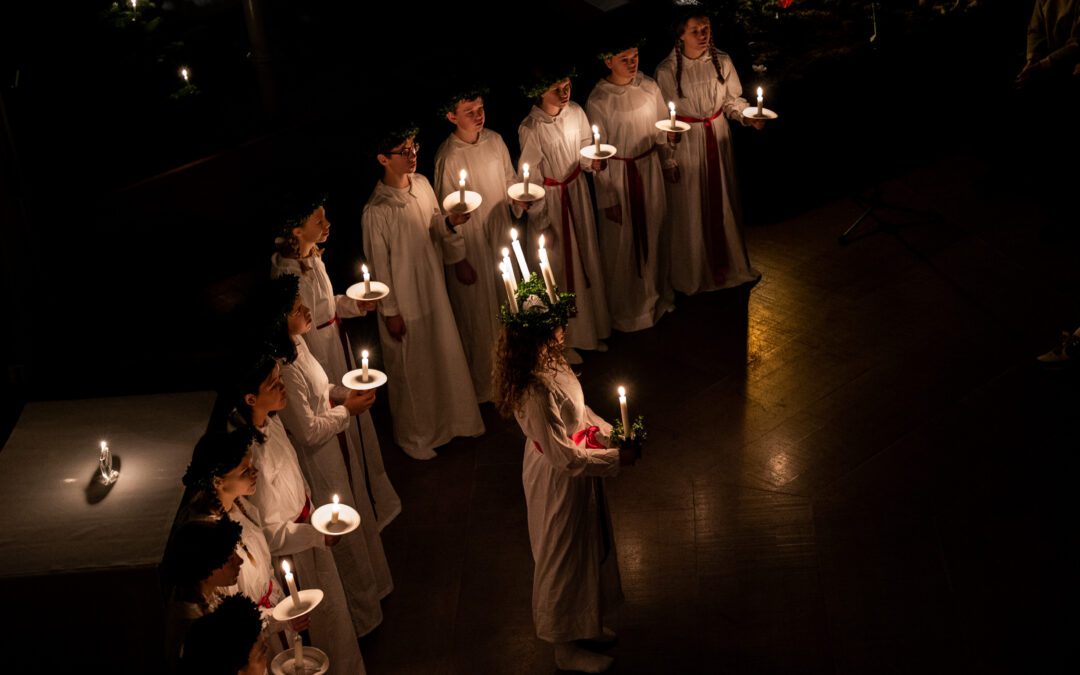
top-left (458, 169), bottom-right (467, 205)
top-left (618, 386), bottom-right (630, 438)
top-left (501, 248), bottom-right (517, 293)
top-left (522, 163), bottom-right (530, 194)
top-left (293, 634), bottom-right (304, 675)
top-left (361, 350), bottom-right (369, 383)
top-left (501, 262), bottom-right (519, 314)
top-left (331, 494), bottom-right (340, 524)
top-left (361, 263), bottom-right (371, 295)
top-left (538, 235), bottom-right (557, 303)
top-left (592, 124), bottom-right (600, 153)
top-left (509, 228), bottom-right (530, 280)
top-left (756, 87), bottom-right (763, 116)
top-left (282, 560), bottom-right (301, 609)
top-left (668, 100), bottom-right (677, 129)
top-left (179, 66), bottom-right (189, 83)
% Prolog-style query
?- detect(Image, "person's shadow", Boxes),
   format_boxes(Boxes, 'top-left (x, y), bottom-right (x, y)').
top-left (84, 455), bottom-right (121, 504)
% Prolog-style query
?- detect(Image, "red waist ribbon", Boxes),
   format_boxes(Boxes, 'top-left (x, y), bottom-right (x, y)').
top-left (677, 109), bottom-right (729, 285)
top-left (543, 164), bottom-right (590, 292)
top-left (610, 146), bottom-right (657, 278)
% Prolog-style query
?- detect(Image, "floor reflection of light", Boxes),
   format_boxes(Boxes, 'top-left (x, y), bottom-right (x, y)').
top-left (62, 478), bottom-right (77, 484)
top-left (767, 451), bottom-right (799, 486)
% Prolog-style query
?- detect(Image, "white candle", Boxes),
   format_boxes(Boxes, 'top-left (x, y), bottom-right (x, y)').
top-left (282, 560), bottom-right (301, 609)
top-left (361, 263), bottom-right (371, 295)
top-left (293, 633), bottom-right (304, 675)
top-left (501, 263), bottom-right (519, 314)
top-left (501, 248), bottom-right (517, 293)
top-left (522, 163), bottom-right (530, 195)
top-left (538, 234), bottom-right (549, 266)
top-left (360, 350), bottom-right (369, 382)
top-left (592, 124), bottom-right (600, 153)
top-left (331, 494), bottom-right (340, 524)
top-left (617, 386), bottom-right (630, 438)
top-left (756, 87), bottom-right (763, 116)
top-left (538, 235), bottom-right (557, 303)
top-left (179, 66), bottom-right (189, 83)
top-left (458, 169), bottom-right (467, 205)
top-left (668, 100), bottom-right (677, 129)
top-left (509, 228), bottom-right (530, 280)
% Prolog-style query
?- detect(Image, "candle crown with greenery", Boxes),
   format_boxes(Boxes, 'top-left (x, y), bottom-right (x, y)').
top-left (498, 272), bottom-right (575, 334)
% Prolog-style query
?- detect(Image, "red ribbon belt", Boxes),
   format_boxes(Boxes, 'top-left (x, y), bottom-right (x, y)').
top-left (677, 109), bottom-right (729, 285)
top-left (610, 146), bottom-right (657, 278)
top-left (570, 425), bottom-right (612, 563)
top-left (543, 164), bottom-right (590, 292)
top-left (294, 496), bottom-right (312, 524)
top-left (257, 579), bottom-right (274, 609)
top-left (316, 314), bottom-right (339, 330)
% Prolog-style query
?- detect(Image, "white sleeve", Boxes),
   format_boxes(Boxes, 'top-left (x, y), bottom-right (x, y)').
top-left (278, 364), bottom-right (351, 449)
top-left (517, 384), bottom-right (620, 478)
top-left (362, 205), bottom-right (400, 317)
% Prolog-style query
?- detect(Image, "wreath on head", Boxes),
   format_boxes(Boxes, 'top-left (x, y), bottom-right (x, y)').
top-left (521, 67), bottom-right (577, 101)
top-left (438, 86), bottom-right (489, 118)
top-left (596, 37), bottom-right (646, 62)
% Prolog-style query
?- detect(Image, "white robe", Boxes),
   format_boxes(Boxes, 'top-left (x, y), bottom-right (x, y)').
top-left (248, 416), bottom-right (366, 674)
top-left (279, 337), bottom-right (392, 636)
top-left (518, 103), bottom-right (611, 350)
top-left (587, 74), bottom-right (674, 332)
top-left (434, 129), bottom-right (518, 403)
top-left (271, 252), bottom-right (401, 530)
top-left (514, 365), bottom-right (623, 642)
top-left (227, 498), bottom-right (291, 657)
top-left (656, 48), bottom-right (759, 294)
top-left (361, 174), bottom-right (485, 453)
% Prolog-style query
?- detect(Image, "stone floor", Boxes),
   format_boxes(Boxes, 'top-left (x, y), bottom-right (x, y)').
top-left (348, 152), bottom-right (1080, 674)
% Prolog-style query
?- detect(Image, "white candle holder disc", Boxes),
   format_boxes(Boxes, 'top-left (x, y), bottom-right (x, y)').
top-left (271, 647), bottom-right (330, 675)
top-left (743, 106), bottom-right (778, 120)
top-left (310, 502), bottom-right (361, 536)
top-left (580, 144), bottom-right (617, 160)
top-left (654, 120), bottom-right (692, 133)
top-left (506, 183), bottom-right (545, 202)
top-left (345, 280), bottom-right (390, 302)
top-left (441, 191), bottom-right (483, 215)
top-left (271, 588), bottom-right (324, 622)
top-left (341, 368), bottom-right (387, 391)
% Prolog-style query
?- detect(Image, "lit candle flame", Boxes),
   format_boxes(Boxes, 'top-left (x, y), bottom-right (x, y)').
top-left (592, 124), bottom-right (599, 135)
top-left (668, 101), bottom-right (675, 113)
top-left (361, 350), bottom-right (368, 359)
top-left (179, 67), bottom-right (190, 82)
top-left (757, 87), bottom-right (763, 97)
top-left (459, 169), bottom-right (467, 186)
top-left (332, 494), bottom-right (339, 505)
top-left (361, 263), bottom-right (368, 275)
top-left (539, 234), bottom-right (545, 248)
top-left (618, 386), bottom-right (626, 397)
top-left (523, 163), bottom-right (530, 179)
top-left (510, 228), bottom-right (518, 242)
top-left (281, 560), bottom-right (291, 575)
top-left (502, 246), bottom-right (510, 257)
top-left (100, 441), bottom-right (107, 452)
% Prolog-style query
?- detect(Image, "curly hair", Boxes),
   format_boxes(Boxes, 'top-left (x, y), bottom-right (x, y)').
top-left (179, 593), bottom-right (263, 675)
top-left (492, 326), bottom-right (565, 419)
top-left (182, 428), bottom-right (258, 517)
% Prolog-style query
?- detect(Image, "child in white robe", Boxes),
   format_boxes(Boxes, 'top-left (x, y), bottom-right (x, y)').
top-left (655, 10), bottom-right (765, 294)
top-left (362, 127), bottom-right (485, 459)
top-left (519, 72), bottom-right (611, 359)
top-left (434, 90), bottom-right (523, 402)
top-left (270, 193), bottom-right (401, 530)
top-left (587, 41), bottom-right (676, 331)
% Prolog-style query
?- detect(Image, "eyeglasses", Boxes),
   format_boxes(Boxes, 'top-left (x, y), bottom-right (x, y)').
top-left (387, 143), bottom-right (420, 158)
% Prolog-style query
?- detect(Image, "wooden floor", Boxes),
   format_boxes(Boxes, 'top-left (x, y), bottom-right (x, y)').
top-left (353, 153), bottom-right (1080, 674)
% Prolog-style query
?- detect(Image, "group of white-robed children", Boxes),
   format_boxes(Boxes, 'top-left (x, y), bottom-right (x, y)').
top-left (162, 10), bottom-right (769, 674)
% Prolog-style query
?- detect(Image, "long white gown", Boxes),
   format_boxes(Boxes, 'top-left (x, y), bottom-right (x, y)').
top-left (271, 252), bottom-right (401, 530)
top-left (587, 73), bottom-right (674, 332)
top-left (514, 364), bottom-right (623, 642)
top-left (518, 103), bottom-right (611, 350)
top-left (656, 48), bottom-right (759, 294)
top-left (226, 498), bottom-right (291, 657)
top-left (361, 174), bottom-right (485, 454)
top-left (434, 129), bottom-right (518, 403)
top-left (278, 337), bottom-right (392, 637)
top-left (248, 415), bottom-right (366, 674)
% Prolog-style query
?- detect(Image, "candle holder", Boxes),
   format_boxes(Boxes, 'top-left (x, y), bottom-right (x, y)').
top-left (507, 182), bottom-right (546, 202)
top-left (580, 144), bottom-right (617, 161)
top-left (98, 443), bottom-right (119, 486)
top-left (310, 501), bottom-right (361, 536)
top-left (441, 191), bottom-right (483, 215)
top-left (341, 368), bottom-right (387, 391)
top-left (271, 647), bottom-right (330, 675)
top-left (271, 588), bottom-right (324, 622)
top-left (742, 106), bottom-right (778, 120)
top-left (345, 280), bottom-right (390, 302)
top-left (610, 416), bottom-right (647, 459)
top-left (655, 119), bottom-right (691, 133)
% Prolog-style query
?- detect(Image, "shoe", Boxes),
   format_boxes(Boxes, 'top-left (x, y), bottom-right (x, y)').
top-left (401, 446), bottom-right (437, 460)
top-left (564, 347), bottom-right (584, 365)
top-left (1037, 329), bottom-right (1080, 368)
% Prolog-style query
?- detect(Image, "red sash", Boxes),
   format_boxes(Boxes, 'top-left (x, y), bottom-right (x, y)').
top-left (677, 109), bottom-right (729, 285)
top-left (294, 496), bottom-right (312, 524)
top-left (257, 579), bottom-right (274, 609)
top-left (610, 146), bottom-right (657, 277)
top-left (543, 164), bottom-right (590, 292)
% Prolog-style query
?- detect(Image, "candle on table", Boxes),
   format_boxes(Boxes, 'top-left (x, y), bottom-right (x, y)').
top-left (331, 494), bottom-right (340, 524)
top-left (617, 386), bottom-right (630, 438)
top-left (522, 163), bottom-right (530, 195)
top-left (538, 235), bottom-right (557, 303)
top-left (360, 350), bottom-right (369, 382)
top-left (509, 228), bottom-right (530, 280)
top-left (756, 87), bottom-right (763, 116)
top-left (281, 560), bottom-right (301, 609)
top-left (293, 633), bottom-right (304, 675)
top-left (668, 100), bottom-right (677, 130)
top-left (361, 263), bottom-right (371, 296)
top-left (592, 124), bottom-right (601, 154)
top-left (458, 169), bottom-right (467, 206)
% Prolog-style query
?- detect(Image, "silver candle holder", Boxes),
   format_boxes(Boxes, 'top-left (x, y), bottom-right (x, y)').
top-left (99, 441), bottom-right (119, 485)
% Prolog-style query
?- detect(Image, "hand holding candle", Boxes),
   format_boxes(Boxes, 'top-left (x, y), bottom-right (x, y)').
top-left (618, 386), bottom-right (630, 439)
top-left (509, 228), bottom-right (530, 280)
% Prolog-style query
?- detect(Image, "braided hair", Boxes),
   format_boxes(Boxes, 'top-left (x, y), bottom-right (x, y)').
top-left (674, 14), bottom-right (725, 100)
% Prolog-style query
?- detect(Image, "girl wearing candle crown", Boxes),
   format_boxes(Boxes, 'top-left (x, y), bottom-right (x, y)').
top-left (655, 8), bottom-right (764, 295)
top-left (434, 86), bottom-right (528, 402)
top-left (164, 518), bottom-right (244, 669)
top-left (225, 347), bottom-right (366, 673)
top-left (178, 594), bottom-right (268, 675)
top-left (587, 35), bottom-right (677, 331)
top-left (362, 124), bottom-right (485, 460)
top-left (264, 275), bottom-right (394, 638)
top-left (271, 187), bottom-right (401, 532)
top-left (181, 428), bottom-right (310, 661)
top-left (518, 67), bottom-right (612, 363)
top-left (493, 276), bottom-right (638, 673)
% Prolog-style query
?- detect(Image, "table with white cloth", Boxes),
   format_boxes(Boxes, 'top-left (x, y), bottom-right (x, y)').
top-left (0, 391), bottom-right (215, 673)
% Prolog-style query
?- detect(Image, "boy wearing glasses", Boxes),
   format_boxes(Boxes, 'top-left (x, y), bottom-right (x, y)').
top-left (434, 88), bottom-right (524, 403)
top-left (361, 127), bottom-right (485, 460)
